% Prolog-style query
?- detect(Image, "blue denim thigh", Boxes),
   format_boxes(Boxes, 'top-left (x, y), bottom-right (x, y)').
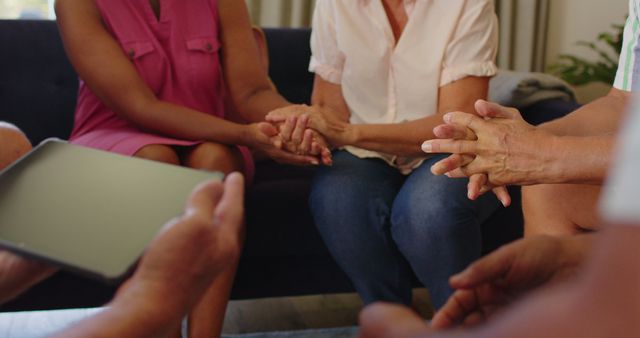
top-left (390, 155), bottom-right (502, 309)
top-left (309, 150), bottom-right (414, 305)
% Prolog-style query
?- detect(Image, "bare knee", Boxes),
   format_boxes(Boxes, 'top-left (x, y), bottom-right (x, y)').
top-left (0, 124), bottom-right (32, 170)
top-left (184, 142), bottom-right (243, 174)
top-left (134, 144), bottom-right (180, 165)
top-left (523, 184), bottom-right (601, 237)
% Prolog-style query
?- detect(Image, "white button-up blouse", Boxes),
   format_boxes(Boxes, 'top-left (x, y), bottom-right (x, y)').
top-left (309, 0), bottom-right (498, 173)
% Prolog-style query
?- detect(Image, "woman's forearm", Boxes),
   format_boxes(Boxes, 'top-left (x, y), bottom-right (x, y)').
top-left (126, 99), bottom-right (252, 146)
top-left (235, 87), bottom-right (291, 123)
top-left (345, 77), bottom-right (488, 157)
top-left (347, 114), bottom-right (443, 157)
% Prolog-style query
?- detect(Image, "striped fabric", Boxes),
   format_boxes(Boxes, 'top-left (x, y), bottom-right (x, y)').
top-left (614, 0), bottom-right (640, 91)
top-left (601, 94), bottom-right (640, 224)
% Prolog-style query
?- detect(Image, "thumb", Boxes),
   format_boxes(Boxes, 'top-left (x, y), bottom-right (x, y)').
top-left (449, 243), bottom-right (514, 289)
top-left (256, 122), bottom-right (279, 137)
top-left (212, 173), bottom-right (245, 229)
top-left (185, 180), bottom-right (224, 220)
top-left (474, 100), bottom-right (521, 120)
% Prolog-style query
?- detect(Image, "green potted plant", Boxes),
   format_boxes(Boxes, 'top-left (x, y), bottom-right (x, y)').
top-left (548, 23), bottom-right (624, 86)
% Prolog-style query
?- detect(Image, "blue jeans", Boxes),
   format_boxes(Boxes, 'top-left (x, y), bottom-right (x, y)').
top-left (309, 151), bottom-right (499, 309)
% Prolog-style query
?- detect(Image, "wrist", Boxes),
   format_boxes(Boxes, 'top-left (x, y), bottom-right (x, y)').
top-left (111, 281), bottom-right (186, 332)
top-left (342, 123), bottom-right (359, 147)
top-left (541, 133), bottom-right (567, 183)
top-left (237, 124), bottom-right (257, 147)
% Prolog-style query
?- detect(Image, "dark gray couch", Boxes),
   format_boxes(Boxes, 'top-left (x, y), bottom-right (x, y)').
top-left (0, 20), bottom-right (580, 311)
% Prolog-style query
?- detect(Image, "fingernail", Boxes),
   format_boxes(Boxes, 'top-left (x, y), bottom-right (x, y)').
top-left (430, 165), bottom-right (438, 175)
top-left (421, 142), bottom-right (432, 153)
top-left (311, 159), bottom-right (319, 165)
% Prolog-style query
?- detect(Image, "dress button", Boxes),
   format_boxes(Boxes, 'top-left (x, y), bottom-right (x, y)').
top-left (128, 49), bottom-right (135, 59)
top-left (205, 43), bottom-right (213, 52)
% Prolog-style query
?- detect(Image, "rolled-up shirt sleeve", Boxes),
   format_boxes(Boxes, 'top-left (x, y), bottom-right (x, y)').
top-left (600, 96), bottom-right (640, 224)
top-left (309, 0), bottom-right (345, 84)
top-left (440, 0), bottom-right (498, 86)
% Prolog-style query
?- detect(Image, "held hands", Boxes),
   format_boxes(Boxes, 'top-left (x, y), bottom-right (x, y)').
top-left (247, 121), bottom-right (324, 166)
top-left (266, 104), bottom-right (355, 165)
top-left (273, 113), bottom-right (333, 166)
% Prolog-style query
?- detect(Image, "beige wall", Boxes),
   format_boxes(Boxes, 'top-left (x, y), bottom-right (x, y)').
top-left (0, 0), bottom-right (51, 19)
top-left (545, 0), bottom-right (628, 102)
top-left (246, 0), bottom-right (315, 28)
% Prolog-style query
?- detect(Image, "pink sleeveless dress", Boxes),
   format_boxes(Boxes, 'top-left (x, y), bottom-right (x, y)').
top-left (69, 0), bottom-right (254, 179)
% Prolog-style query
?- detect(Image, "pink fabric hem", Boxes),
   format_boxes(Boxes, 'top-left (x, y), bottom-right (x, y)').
top-left (71, 129), bottom-right (255, 184)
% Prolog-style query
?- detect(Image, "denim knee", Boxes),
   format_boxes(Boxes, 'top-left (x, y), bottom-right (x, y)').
top-left (308, 151), bottom-right (413, 305)
top-left (389, 163), bottom-right (490, 308)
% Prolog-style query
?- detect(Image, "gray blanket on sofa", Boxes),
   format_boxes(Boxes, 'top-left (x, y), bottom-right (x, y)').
top-left (489, 70), bottom-right (576, 109)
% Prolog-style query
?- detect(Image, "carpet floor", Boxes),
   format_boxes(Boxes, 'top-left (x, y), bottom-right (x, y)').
top-left (0, 308), bottom-right (358, 338)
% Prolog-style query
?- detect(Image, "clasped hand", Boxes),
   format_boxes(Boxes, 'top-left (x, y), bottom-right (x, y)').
top-left (262, 104), bottom-right (352, 166)
top-left (421, 100), bottom-right (555, 206)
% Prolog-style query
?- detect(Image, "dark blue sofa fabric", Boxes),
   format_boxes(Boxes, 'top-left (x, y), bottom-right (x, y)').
top-left (0, 20), bottom-right (76, 145)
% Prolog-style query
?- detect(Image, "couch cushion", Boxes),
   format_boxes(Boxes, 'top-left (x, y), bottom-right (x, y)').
top-left (264, 28), bottom-right (314, 105)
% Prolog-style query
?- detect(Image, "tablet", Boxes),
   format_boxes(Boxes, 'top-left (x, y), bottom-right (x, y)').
top-left (0, 140), bottom-right (223, 284)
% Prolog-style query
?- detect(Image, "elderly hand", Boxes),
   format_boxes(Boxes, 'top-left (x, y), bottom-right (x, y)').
top-left (431, 235), bottom-right (590, 330)
top-left (423, 100), bottom-right (556, 188)
top-left (427, 109), bottom-right (511, 207)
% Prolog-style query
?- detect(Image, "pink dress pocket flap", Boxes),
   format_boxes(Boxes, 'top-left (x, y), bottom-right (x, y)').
top-left (122, 41), bottom-right (155, 60)
top-left (186, 37), bottom-right (220, 54)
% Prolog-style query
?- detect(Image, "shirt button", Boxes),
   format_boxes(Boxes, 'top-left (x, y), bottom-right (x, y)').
top-left (128, 49), bottom-right (135, 59)
top-left (205, 43), bottom-right (213, 52)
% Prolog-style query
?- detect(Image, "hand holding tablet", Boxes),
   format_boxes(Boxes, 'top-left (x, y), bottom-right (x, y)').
top-left (0, 140), bottom-right (223, 283)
